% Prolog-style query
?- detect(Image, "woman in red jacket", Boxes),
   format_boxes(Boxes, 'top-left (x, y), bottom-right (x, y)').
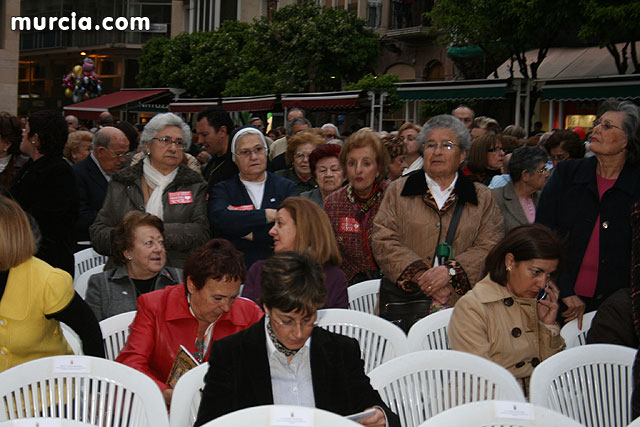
top-left (116, 238), bottom-right (263, 406)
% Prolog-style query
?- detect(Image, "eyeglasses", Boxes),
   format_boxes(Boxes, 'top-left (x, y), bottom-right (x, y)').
top-left (152, 136), bottom-right (186, 149)
top-left (536, 166), bottom-right (550, 175)
top-left (106, 147), bottom-right (127, 159)
top-left (549, 153), bottom-right (570, 162)
top-left (424, 140), bottom-right (458, 152)
top-left (325, 134), bottom-right (338, 139)
top-left (236, 146), bottom-right (266, 158)
top-left (294, 152), bottom-right (311, 160)
top-left (593, 118), bottom-right (623, 132)
top-left (487, 146), bottom-right (504, 153)
top-left (270, 313), bottom-right (317, 330)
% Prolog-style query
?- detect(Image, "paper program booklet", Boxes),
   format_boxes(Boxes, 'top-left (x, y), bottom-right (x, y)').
top-left (166, 345), bottom-right (200, 387)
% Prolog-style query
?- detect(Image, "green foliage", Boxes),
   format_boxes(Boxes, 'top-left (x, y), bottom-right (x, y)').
top-left (136, 37), bottom-right (170, 88)
top-left (344, 73), bottom-right (402, 112)
top-left (578, 0), bottom-right (640, 73)
top-left (136, 1), bottom-right (380, 97)
top-left (428, 0), bottom-right (574, 79)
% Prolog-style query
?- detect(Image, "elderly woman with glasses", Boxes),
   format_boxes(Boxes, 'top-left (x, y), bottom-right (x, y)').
top-left (537, 99), bottom-right (640, 326)
top-left (208, 127), bottom-right (299, 268)
top-left (491, 146), bottom-right (549, 235)
top-left (372, 115), bottom-right (503, 330)
top-left (90, 113), bottom-right (210, 269)
top-left (275, 131), bottom-right (323, 193)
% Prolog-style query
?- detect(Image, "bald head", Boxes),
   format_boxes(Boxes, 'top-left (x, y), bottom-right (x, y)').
top-left (452, 106), bottom-right (475, 129)
top-left (93, 127), bottom-right (129, 175)
top-left (98, 111), bottom-right (113, 126)
top-left (65, 115), bottom-right (79, 131)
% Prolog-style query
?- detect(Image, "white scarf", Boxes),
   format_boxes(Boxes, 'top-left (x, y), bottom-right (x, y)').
top-left (143, 157), bottom-right (178, 220)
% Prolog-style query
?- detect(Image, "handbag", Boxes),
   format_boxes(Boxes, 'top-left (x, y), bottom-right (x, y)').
top-left (379, 201), bottom-right (464, 333)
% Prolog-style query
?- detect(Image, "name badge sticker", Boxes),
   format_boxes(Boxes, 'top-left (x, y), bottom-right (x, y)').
top-left (227, 204), bottom-right (255, 211)
top-left (339, 217), bottom-right (361, 233)
top-left (168, 191), bottom-right (193, 205)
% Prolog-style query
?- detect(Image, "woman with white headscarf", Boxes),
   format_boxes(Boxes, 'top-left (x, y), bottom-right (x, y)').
top-left (207, 127), bottom-right (299, 268)
top-left (90, 113), bottom-right (210, 269)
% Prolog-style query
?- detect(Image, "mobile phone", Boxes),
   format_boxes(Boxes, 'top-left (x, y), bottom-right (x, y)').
top-left (537, 288), bottom-right (547, 302)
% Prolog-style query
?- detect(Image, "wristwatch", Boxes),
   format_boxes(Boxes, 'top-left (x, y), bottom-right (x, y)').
top-left (448, 267), bottom-right (456, 277)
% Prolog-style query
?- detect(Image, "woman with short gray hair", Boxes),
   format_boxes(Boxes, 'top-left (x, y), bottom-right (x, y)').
top-left (90, 113), bottom-right (210, 269)
top-left (492, 146), bottom-right (549, 234)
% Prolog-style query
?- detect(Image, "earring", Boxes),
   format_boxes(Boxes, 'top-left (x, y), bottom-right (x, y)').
top-left (126, 257), bottom-right (132, 261)
top-left (506, 266), bottom-right (512, 272)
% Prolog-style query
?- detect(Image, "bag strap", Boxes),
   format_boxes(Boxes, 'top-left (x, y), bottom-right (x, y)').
top-left (445, 201), bottom-right (464, 246)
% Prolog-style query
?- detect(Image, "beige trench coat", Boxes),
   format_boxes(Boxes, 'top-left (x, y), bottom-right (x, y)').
top-left (448, 275), bottom-right (565, 391)
top-left (371, 172), bottom-right (504, 293)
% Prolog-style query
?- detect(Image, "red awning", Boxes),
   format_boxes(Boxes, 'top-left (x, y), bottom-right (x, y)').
top-left (281, 91), bottom-right (362, 110)
top-left (221, 95), bottom-right (277, 112)
top-left (63, 89), bottom-right (169, 120)
top-left (169, 100), bottom-right (219, 113)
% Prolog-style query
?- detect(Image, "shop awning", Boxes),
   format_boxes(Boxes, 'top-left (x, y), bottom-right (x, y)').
top-left (396, 79), bottom-right (510, 101)
top-left (169, 99), bottom-right (219, 113)
top-left (63, 89), bottom-right (169, 120)
top-left (281, 91), bottom-right (363, 109)
top-left (540, 75), bottom-right (640, 101)
top-left (221, 95), bottom-right (277, 112)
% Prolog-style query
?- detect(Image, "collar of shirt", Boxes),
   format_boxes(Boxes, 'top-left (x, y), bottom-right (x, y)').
top-left (264, 317), bottom-right (312, 359)
top-left (90, 152), bottom-right (111, 182)
top-left (425, 171), bottom-right (458, 210)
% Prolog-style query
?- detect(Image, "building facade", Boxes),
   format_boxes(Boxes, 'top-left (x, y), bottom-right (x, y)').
top-left (1, 0), bottom-right (20, 114)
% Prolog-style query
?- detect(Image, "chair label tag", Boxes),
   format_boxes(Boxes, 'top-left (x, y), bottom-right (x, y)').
top-left (494, 401), bottom-right (534, 420)
top-left (13, 419), bottom-right (62, 426)
top-left (53, 356), bottom-right (91, 374)
top-left (270, 406), bottom-right (313, 426)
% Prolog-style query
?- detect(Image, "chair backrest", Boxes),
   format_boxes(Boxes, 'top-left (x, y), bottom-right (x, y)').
top-left (417, 400), bottom-right (584, 427)
top-left (199, 405), bottom-right (361, 427)
top-left (316, 308), bottom-right (409, 373)
top-left (0, 418), bottom-right (100, 426)
top-left (559, 310), bottom-right (597, 348)
top-left (347, 279), bottom-right (380, 315)
top-left (368, 350), bottom-right (525, 427)
top-left (73, 248), bottom-right (107, 279)
top-left (60, 323), bottom-right (83, 355)
top-left (407, 308), bottom-right (454, 351)
top-left (169, 363), bottom-right (209, 427)
top-left (0, 355), bottom-right (169, 427)
top-left (73, 265), bottom-right (104, 299)
top-left (529, 343), bottom-right (636, 427)
top-left (99, 310), bottom-right (137, 361)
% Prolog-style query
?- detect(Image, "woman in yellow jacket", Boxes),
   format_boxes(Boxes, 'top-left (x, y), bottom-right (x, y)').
top-left (0, 195), bottom-right (103, 373)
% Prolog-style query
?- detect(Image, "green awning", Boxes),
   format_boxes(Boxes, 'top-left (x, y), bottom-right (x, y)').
top-left (541, 76), bottom-right (640, 101)
top-left (397, 80), bottom-right (509, 101)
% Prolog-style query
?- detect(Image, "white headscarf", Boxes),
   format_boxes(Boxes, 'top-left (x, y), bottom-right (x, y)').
top-left (230, 127), bottom-right (268, 163)
top-left (143, 156), bottom-right (178, 220)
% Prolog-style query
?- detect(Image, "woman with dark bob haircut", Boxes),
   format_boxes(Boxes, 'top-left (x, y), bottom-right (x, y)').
top-left (448, 224), bottom-right (565, 395)
top-left (300, 143), bottom-right (344, 207)
top-left (8, 110), bottom-right (78, 275)
top-left (85, 211), bottom-right (183, 321)
top-left (195, 251), bottom-right (401, 426)
top-left (116, 238), bottom-right (263, 407)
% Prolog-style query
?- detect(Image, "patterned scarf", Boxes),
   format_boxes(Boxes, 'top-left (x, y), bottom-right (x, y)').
top-left (346, 183), bottom-right (383, 221)
top-left (266, 317), bottom-right (299, 357)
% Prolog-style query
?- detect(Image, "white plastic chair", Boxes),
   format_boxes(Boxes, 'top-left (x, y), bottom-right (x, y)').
top-left (0, 418), bottom-right (99, 426)
top-left (73, 265), bottom-right (104, 299)
top-left (560, 310), bottom-right (597, 348)
top-left (368, 350), bottom-right (525, 427)
top-left (627, 415), bottom-right (640, 426)
top-left (0, 355), bottom-right (169, 427)
top-left (73, 248), bottom-right (107, 279)
top-left (60, 323), bottom-right (83, 355)
top-left (417, 400), bottom-right (584, 427)
top-left (529, 343), bottom-right (636, 427)
top-left (199, 405), bottom-right (361, 427)
top-left (169, 363), bottom-right (209, 427)
top-left (99, 311), bottom-right (137, 361)
top-left (347, 279), bottom-right (380, 315)
top-left (316, 308), bottom-right (409, 373)
top-left (407, 308), bottom-right (453, 351)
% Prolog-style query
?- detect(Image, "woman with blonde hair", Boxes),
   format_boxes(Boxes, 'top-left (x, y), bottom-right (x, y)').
top-left (242, 196), bottom-right (348, 308)
top-left (0, 195), bottom-right (103, 373)
top-left (63, 130), bottom-right (93, 164)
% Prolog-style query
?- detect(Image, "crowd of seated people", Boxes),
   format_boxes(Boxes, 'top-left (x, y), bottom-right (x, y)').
top-left (2, 98), bottom-right (640, 425)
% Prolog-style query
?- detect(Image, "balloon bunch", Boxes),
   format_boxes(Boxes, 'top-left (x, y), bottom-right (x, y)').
top-left (62, 57), bottom-right (103, 103)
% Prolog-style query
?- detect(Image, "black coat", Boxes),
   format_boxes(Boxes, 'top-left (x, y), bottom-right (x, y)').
top-left (194, 317), bottom-right (400, 426)
top-left (203, 150), bottom-right (238, 199)
top-left (8, 155), bottom-right (78, 275)
top-left (536, 157), bottom-right (640, 308)
top-left (72, 156), bottom-right (108, 244)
